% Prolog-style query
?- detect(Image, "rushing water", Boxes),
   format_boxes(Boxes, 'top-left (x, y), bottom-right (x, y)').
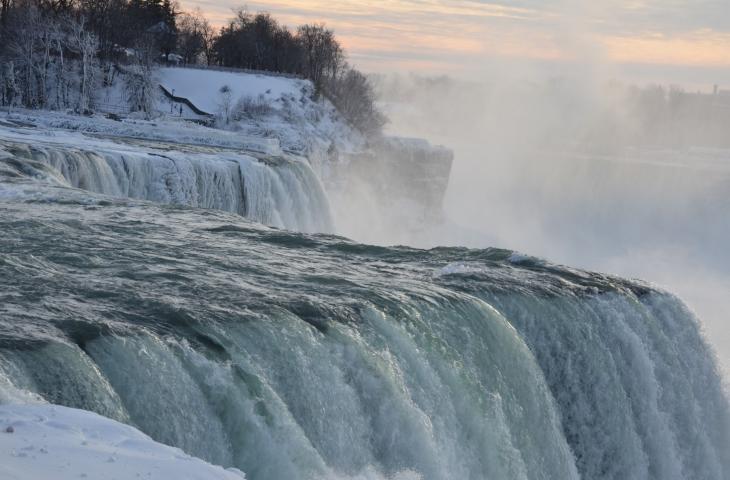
top-left (0, 138), bottom-right (333, 234)
top-left (0, 139), bottom-right (728, 480)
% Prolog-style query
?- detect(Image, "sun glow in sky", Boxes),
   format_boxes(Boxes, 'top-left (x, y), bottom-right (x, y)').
top-left (182, 0), bottom-right (730, 84)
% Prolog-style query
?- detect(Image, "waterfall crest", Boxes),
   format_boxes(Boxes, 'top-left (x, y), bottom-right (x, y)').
top-left (0, 192), bottom-right (727, 480)
top-left (0, 139), bottom-right (333, 233)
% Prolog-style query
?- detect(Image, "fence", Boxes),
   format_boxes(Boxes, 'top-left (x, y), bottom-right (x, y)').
top-left (95, 101), bottom-right (131, 115)
top-left (158, 85), bottom-right (213, 117)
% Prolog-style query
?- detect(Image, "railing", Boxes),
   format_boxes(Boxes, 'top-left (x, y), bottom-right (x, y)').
top-left (158, 85), bottom-right (213, 117)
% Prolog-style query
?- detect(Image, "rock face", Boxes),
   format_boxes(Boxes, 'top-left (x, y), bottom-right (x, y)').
top-left (325, 135), bottom-right (454, 245)
top-left (344, 136), bottom-right (454, 216)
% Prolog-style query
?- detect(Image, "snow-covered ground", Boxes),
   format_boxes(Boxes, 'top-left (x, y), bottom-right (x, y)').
top-left (156, 67), bottom-right (365, 172)
top-left (91, 65), bottom-right (368, 182)
top-left (157, 67), bottom-right (305, 116)
top-left (0, 404), bottom-right (245, 480)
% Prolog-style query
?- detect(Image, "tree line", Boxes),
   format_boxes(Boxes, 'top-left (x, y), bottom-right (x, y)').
top-left (0, 0), bottom-right (386, 135)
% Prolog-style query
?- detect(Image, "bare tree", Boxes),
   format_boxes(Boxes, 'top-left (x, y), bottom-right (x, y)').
top-left (176, 8), bottom-right (210, 65)
top-left (79, 0), bottom-right (123, 60)
top-left (67, 16), bottom-right (99, 112)
top-left (7, 5), bottom-right (42, 106)
top-left (297, 23), bottom-right (344, 93)
top-left (50, 16), bottom-right (69, 108)
top-left (35, 15), bottom-right (63, 108)
top-left (0, 2), bottom-right (387, 136)
top-left (200, 16), bottom-right (215, 66)
top-left (1, 4), bottom-right (68, 109)
top-left (0, 0), bottom-right (13, 26)
top-left (330, 68), bottom-right (387, 135)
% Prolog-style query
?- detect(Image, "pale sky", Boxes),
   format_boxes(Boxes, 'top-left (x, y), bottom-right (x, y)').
top-left (181, 0), bottom-right (730, 87)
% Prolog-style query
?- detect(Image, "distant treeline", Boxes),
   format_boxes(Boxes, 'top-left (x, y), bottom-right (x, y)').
top-left (0, 0), bottom-right (386, 135)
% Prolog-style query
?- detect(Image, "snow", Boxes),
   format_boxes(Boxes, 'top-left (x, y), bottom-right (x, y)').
top-left (154, 67), bottom-right (365, 166)
top-left (157, 67), bottom-right (307, 115)
top-left (0, 109), bottom-right (282, 155)
top-left (1, 62), bottom-right (366, 181)
top-left (1, 60), bottom-right (368, 159)
top-left (0, 404), bottom-right (246, 480)
top-left (25, 64), bottom-right (367, 178)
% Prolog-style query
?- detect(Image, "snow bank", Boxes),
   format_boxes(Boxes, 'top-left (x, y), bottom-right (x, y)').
top-left (155, 67), bottom-right (364, 163)
top-left (0, 404), bottom-right (245, 480)
top-left (158, 67), bottom-right (307, 115)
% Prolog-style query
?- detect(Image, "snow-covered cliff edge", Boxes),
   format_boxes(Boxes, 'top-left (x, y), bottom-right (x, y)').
top-left (4, 66), bottom-right (454, 242)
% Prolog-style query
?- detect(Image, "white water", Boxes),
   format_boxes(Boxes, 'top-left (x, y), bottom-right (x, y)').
top-left (1, 282), bottom-right (727, 480)
top-left (0, 298), bottom-right (582, 480)
top-left (0, 126), bottom-right (728, 479)
top-left (2, 139), bottom-right (333, 234)
top-left (0, 185), bottom-right (727, 479)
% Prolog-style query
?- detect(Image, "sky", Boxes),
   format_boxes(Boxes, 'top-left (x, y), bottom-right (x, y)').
top-left (181, 0), bottom-right (730, 88)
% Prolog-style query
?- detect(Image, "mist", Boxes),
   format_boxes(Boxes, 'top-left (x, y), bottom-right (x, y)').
top-left (353, 70), bottom-right (730, 378)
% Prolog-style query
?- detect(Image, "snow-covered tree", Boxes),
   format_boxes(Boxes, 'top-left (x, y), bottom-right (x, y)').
top-left (1, 61), bottom-right (21, 108)
top-left (216, 84), bottom-right (233, 125)
top-left (67, 16), bottom-right (99, 113)
top-left (7, 5), bottom-right (42, 107)
top-left (124, 64), bottom-right (157, 116)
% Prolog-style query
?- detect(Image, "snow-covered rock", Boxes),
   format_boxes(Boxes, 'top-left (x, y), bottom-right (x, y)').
top-left (0, 404), bottom-right (246, 480)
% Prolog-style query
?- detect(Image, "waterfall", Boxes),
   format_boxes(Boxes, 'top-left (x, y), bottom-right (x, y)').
top-left (0, 139), bottom-right (333, 234)
top-left (0, 188), bottom-right (727, 480)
